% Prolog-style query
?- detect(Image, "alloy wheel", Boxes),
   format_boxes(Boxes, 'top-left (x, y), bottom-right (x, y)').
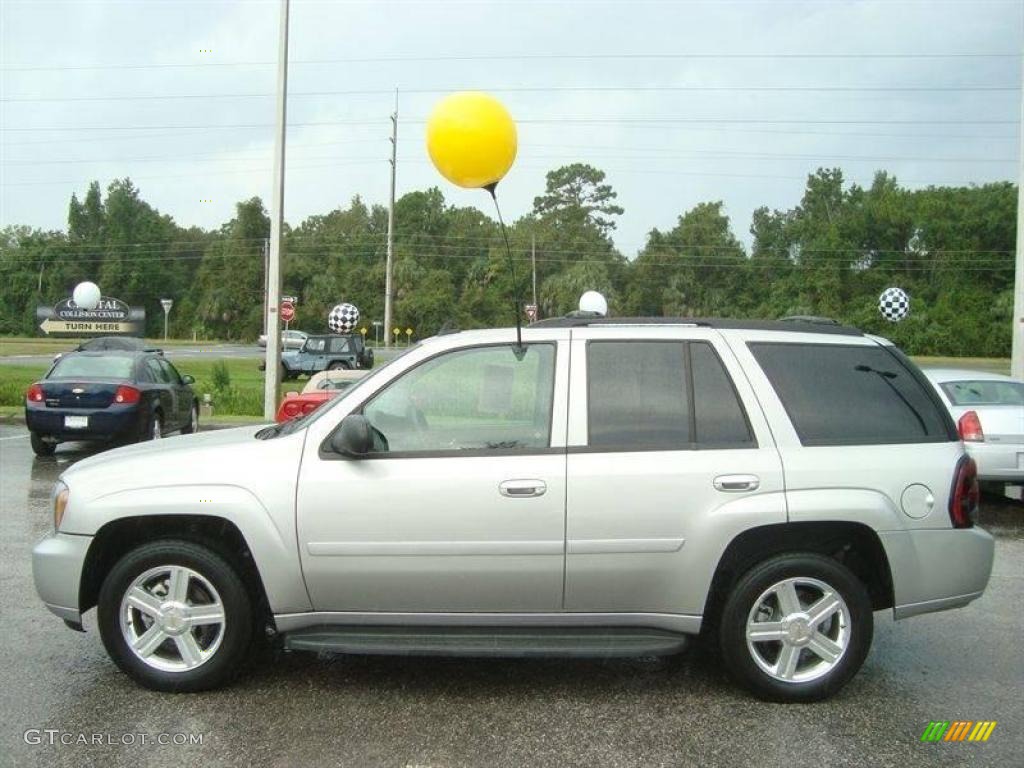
top-left (745, 576), bottom-right (850, 683)
top-left (119, 565), bottom-right (226, 672)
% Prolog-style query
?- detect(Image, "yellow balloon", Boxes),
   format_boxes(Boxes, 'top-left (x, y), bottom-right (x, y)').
top-left (426, 92), bottom-right (517, 189)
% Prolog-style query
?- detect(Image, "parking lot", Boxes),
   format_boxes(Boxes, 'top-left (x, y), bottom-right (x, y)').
top-left (1, 423), bottom-right (1021, 767)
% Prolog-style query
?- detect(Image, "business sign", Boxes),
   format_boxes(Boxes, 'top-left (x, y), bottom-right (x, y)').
top-left (36, 296), bottom-right (144, 336)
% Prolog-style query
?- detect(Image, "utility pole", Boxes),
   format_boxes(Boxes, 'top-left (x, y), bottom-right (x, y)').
top-left (263, 0), bottom-right (289, 420)
top-left (384, 90), bottom-right (398, 348)
top-left (1012, 44), bottom-right (1024, 380)
top-left (531, 232), bottom-right (538, 313)
top-left (261, 237), bottom-right (269, 334)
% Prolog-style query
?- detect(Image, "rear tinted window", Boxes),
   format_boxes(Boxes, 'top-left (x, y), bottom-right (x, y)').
top-left (749, 343), bottom-right (952, 446)
top-left (691, 342), bottom-right (754, 446)
top-left (941, 380), bottom-right (1024, 406)
top-left (588, 341), bottom-right (689, 448)
top-left (50, 355), bottom-right (134, 380)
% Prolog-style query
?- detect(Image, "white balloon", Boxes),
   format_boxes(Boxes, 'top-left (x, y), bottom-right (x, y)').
top-left (579, 290), bottom-right (608, 316)
top-left (73, 281), bottom-right (101, 310)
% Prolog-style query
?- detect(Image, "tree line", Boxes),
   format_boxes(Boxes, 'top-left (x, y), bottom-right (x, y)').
top-left (0, 164), bottom-right (1016, 357)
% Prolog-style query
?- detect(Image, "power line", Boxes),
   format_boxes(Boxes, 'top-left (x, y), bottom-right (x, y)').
top-left (6, 145), bottom-right (1015, 168)
top-left (4, 84), bottom-right (1019, 103)
top-left (4, 51), bottom-right (1020, 73)
top-left (3, 117), bottom-right (1019, 134)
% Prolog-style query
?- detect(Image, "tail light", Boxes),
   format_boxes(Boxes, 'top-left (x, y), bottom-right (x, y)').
top-left (948, 456), bottom-right (979, 529)
top-left (113, 386), bottom-right (141, 404)
top-left (26, 383), bottom-right (44, 403)
top-left (302, 402), bottom-right (319, 414)
top-left (957, 411), bottom-right (984, 442)
top-left (282, 401), bottom-right (300, 418)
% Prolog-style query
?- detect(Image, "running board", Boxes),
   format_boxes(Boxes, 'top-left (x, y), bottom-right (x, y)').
top-left (283, 626), bottom-right (689, 658)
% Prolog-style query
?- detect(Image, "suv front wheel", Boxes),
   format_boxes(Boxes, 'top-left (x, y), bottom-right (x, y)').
top-left (97, 540), bottom-right (253, 692)
top-left (719, 553), bottom-right (872, 702)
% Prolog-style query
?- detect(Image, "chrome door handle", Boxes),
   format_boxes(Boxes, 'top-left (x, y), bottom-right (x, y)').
top-left (499, 479), bottom-right (547, 498)
top-left (713, 474), bottom-right (760, 492)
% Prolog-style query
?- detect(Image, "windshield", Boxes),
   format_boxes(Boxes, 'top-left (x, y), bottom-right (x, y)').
top-left (49, 355), bottom-right (134, 380)
top-left (941, 380), bottom-right (1024, 406)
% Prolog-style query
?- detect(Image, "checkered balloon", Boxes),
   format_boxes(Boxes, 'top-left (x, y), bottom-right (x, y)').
top-left (878, 287), bottom-right (910, 323)
top-left (327, 303), bottom-right (360, 334)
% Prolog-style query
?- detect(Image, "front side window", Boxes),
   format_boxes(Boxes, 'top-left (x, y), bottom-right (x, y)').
top-left (304, 338), bottom-right (326, 354)
top-left (362, 344), bottom-right (556, 454)
top-left (749, 342), bottom-right (952, 446)
top-left (145, 358), bottom-right (167, 383)
top-left (158, 358), bottom-right (182, 384)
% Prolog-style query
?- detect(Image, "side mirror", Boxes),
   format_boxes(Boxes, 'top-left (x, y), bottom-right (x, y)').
top-left (181, 374), bottom-right (195, 385)
top-left (330, 414), bottom-right (372, 457)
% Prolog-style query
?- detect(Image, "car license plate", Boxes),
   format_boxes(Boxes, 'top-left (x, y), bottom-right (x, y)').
top-left (65, 415), bottom-right (88, 429)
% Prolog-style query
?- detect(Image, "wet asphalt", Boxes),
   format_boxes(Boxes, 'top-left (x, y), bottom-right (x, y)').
top-left (1, 423), bottom-right (1021, 768)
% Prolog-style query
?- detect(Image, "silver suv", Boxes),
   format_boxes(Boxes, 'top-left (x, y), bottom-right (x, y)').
top-left (32, 317), bottom-right (995, 701)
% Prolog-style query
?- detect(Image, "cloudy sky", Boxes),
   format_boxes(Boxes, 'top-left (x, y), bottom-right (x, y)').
top-left (1, 0), bottom-right (1021, 255)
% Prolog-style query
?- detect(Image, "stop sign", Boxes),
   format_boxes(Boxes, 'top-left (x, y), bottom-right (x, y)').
top-left (280, 301), bottom-right (295, 323)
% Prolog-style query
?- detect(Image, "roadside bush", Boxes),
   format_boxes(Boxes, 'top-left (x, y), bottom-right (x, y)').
top-left (211, 360), bottom-right (231, 392)
top-left (0, 380), bottom-right (27, 407)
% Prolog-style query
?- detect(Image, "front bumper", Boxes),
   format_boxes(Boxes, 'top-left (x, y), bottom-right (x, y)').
top-left (879, 526), bottom-right (995, 620)
top-left (32, 532), bottom-right (93, 624)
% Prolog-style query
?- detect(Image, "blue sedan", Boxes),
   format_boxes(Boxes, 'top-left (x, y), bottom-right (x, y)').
top-left (25, 351), bottom-right (199, 457)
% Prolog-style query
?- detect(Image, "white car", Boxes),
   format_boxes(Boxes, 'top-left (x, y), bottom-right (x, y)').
top-left (257, 330), bottom-right (308, 350)
top-left (923, 368), bottom-right (1024, 484)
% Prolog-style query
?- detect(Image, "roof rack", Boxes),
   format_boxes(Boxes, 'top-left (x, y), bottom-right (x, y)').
top-left (528, 315), bottom-right (863, 336)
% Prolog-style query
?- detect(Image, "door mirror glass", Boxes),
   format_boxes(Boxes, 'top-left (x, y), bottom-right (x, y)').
top-left (330, 414), bottom-right (372, 457)
top-left (181, 374), bottom-right (195, 385)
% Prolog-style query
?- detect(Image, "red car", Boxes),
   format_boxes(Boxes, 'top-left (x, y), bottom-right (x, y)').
top-left (275, 369), bottom-right (365, 423)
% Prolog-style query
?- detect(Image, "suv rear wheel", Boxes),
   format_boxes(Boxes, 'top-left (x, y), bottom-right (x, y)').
top-left (97, 540), bottom-right (253, 692)
top-left (719, 553), bottom-right (872, 702)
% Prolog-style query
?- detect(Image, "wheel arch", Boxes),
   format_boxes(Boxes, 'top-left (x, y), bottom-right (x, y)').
top-left (703, 521), bottom-right (894, 633)
top-left (79, 514), bottom-right (273, 625)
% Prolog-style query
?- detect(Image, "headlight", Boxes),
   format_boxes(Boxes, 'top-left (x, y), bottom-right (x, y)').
top-left (53, 481), bottom-right (69, 531)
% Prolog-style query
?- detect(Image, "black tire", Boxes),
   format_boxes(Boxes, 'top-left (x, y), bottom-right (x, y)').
top-left (30, 431), bottom-right (56, 457)
top-left (327, 361), bottom-right (350, 370)
top-left (718, 553), bottom-right (872, 702)
top-left (181, 402), bottom-right (199, 434)
top-left (97, 539), bottom-right (253, 692)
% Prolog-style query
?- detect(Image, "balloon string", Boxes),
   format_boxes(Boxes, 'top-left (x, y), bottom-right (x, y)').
top-left (487, 186), bottom-right (524, 352)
